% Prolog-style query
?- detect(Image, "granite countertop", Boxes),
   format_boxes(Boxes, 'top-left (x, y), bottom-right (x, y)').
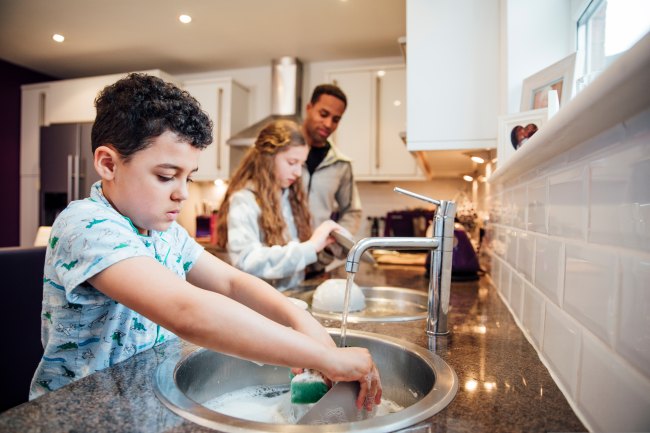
top-left (0, 262), bottom-right (586, 432)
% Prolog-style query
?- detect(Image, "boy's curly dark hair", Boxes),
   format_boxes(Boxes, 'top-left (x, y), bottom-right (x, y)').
top-left (91, 73), bottom-right (213, 159)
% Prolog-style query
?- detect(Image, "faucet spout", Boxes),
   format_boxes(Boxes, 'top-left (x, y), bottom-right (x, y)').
top-left (345, 188), bottom-right (457, 337)
top-left (345, 237), bottom-right (439, 273)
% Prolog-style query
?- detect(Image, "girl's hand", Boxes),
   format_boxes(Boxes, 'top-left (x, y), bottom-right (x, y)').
top-left (308, 220), bottom-right (345, 252)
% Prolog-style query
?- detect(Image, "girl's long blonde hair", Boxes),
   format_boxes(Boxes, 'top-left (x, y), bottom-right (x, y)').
top-left (217, 119), bottom-right (312, 248)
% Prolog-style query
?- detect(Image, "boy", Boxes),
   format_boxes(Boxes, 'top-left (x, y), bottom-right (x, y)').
top-left (30, 73), bottom-right (381, 410)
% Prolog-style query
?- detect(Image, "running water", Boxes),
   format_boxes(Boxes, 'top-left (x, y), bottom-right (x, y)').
top-left (339, 273), bottom-right (356, 348)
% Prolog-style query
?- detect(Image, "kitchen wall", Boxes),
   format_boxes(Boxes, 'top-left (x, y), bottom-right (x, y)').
top-left (485, 33), bottom-right (650, 430)
top-left (0, 60), bottom-right (57, 247)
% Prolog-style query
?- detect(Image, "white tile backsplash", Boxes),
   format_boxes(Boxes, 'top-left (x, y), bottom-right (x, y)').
top-left (579, 332), bottom-right (650, 432)
top-left (548, 166), bottom-right (588, 240)
top-left (542, 302), bottom-right (580, 398)
top-left (516, 231), bottom-right (534, 282)
top-left (563, 243), bottom-right (618, 345)
top-left (534, 236), bottom-right (564, 305)
top-left (527, 178), bottom-right (547, 233)
top-left (509, 271), bottom-right (524, 320)
top-left (617, 255), bottom-right (650, 378)
top-left (522, 282), bottom-right (544, 348)
top-left (488, 111), bottom-right (650, 432)
top-left (589, 136), bottom-right (650, 252)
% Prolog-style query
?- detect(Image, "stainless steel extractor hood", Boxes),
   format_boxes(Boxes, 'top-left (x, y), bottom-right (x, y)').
top-left (227, 57), bottom-right (303, 146)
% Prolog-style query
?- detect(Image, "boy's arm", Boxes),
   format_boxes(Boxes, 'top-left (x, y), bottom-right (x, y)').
top-left (88, 254), bottom-right (381, 409)
top-left (187, 251), bottom-right (334, 348)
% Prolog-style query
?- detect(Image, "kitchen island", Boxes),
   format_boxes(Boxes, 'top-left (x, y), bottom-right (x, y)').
top-left (0, 261), bottom-right (586, 432)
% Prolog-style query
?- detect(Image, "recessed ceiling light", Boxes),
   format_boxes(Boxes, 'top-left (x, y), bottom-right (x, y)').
top-left (463, 175), bottom-right (474, 182)
top-left (376, 70), bottom-right (386, 77)
top-left (52, 34), bottom-right (65, 43)
top-left (470, 156), bottom-right (485, 164)
top-left (393, 100), bottom-right (401, 106)
top-left (179, 14), bottom-right (192, 24)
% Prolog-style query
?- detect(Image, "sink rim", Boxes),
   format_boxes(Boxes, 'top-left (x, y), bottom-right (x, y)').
top-left (153, 329), bottom-right (458, 433)
top-left (309, 286), bottom-right (429, 323)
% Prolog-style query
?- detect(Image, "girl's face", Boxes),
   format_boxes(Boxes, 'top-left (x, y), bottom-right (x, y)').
top-left (273, 144), bottom-right (308, 189)
top-left (102, 130), bottom-right (201, 235)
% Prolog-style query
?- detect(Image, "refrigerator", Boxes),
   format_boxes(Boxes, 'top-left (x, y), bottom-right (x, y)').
top-left (39, 123), bottom-right (101, 226)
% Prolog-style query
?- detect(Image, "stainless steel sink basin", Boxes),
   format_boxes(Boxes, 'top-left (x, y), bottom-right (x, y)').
top-left (153, 330), bottom-right (457, 432)
top-left (288, 286), bottom-right (429, 323)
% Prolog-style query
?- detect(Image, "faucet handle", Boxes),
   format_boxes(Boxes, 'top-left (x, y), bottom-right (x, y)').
top-left (393, 187), bottom-right (441, 206)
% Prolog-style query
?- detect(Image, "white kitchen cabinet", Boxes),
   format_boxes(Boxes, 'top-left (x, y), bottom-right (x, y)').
top-left (183, 78), bottom-right (249, 181)
top-left (406, 0), bottom-right (499, 151)
top-left (43, 69), bottom-right (176, 124)
top-left (328, 66), bottom-right (423, 181)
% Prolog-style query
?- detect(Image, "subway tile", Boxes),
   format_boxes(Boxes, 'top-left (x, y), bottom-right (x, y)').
top-left (495, 227), bottom-right (507, 258)
top-left (542, 302), bottom-right (580, 398)
top-left (516, 232), bottom-right (534, 283)
top-left (502, 190), bottom-right (514, 226)
top-left (490, 256), bottom-right (501, 289)
top-left (548, 166), bottom-right (588, 240)
top-left (527, 178), bottom-right (547, 233)
top-left (500, 264), bottom-right (511, 302)
top-left (509, 272), bottom-right (524, 321)
top-left (506, 228), bottom-right (518, 265)
top-left (522, 283), bottom-right (545, 349)
top-left (617, 255), bottom-right (650, 378)
top-left (563, 244), bottom-right (618, 346)
top-left (534, 237), bottom-right (563, 305)
top-left (512, 185), bottom-right (526, 229)
top-left (578, 332), bottom-right (650, 432)
top-left (589, 130), bottom-right (650, 252)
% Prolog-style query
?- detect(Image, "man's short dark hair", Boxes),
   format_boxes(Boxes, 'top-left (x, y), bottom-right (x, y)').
top-left (92, 73), bottom-right (213, 159)
top-left (310, 84), bottom-right (347, 108)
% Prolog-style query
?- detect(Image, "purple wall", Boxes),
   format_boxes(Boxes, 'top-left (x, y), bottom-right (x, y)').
top-left (0, 60), bottom-right (57, 247)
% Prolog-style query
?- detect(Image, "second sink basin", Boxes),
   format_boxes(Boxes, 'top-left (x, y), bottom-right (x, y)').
top-left (288, 286), bottom-right (428, 323)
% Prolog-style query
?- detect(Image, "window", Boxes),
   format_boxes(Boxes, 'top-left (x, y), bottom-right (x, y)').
top-left (576, 0), bottom-right (650, 89)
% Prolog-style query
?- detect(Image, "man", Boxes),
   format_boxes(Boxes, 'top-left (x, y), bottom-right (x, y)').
top-left (301, 84), bottom-right (362, 237)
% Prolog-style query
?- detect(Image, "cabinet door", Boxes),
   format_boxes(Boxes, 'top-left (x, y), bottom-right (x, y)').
top-left (184, 81), bottom-right (229, 180)
top-left (328, 70), bottom-right (373, 177)
top-left (376, 68), bottom-right (419, 177)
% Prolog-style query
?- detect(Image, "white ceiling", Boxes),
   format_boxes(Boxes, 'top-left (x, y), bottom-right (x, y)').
top-left (0, 0), bottom-right (406, 79)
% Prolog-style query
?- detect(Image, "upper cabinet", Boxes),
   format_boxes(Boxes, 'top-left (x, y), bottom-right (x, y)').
top-left (328, 65), bottom-right (423, 181)
top-left (183, 78), bottom-right (249, 181)
top-left (406, 0), bottom-right (499, 151)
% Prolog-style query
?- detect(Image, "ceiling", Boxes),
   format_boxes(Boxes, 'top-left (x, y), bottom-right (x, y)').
top-left (0, 0), bottom-right (406, 79)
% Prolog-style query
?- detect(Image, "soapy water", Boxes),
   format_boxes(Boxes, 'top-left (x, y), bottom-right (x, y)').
top-left (203, 384), bottom-right (403, 424)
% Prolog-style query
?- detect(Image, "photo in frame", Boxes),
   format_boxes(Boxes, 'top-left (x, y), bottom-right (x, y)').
top-left (497, 108), bottom-right (549, 167)
top-left (520, 53), bottom-right (577, 111)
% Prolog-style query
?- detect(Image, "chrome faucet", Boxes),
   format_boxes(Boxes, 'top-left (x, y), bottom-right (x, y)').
top-left (345, 187), bottom-right (456, 336)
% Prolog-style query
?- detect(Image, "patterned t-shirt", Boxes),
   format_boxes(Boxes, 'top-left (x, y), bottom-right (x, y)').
top-left (29, 182), bottom-right (203, 399)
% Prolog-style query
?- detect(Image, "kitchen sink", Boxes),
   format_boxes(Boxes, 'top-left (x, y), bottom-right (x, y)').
top-left (153, 329), bottom-right (458, 433)
top-left (288, 286), bottom-right (429, 323)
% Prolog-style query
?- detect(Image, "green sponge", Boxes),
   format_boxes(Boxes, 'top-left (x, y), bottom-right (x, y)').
top-left (290, 369), bottom-right (329, 404)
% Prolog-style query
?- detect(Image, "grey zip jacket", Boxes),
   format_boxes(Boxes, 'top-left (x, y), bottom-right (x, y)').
top-left (225, 185), bottom-right (318, 291)
top-left (302, 142), bottom-right (362, 235)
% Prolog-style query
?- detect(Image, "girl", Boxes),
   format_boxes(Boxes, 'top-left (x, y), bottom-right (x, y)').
top-left (217, 120), bottom-right (345, 290)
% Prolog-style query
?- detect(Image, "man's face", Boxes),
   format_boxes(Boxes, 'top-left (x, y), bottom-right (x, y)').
top-left (303, 94), bottom-right (346, 147)
top-left (102, 130), bottom-right (201, 235)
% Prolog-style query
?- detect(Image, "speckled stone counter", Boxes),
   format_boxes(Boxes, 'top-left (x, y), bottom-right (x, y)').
top-left (0, 262), bottom-right (586, 432)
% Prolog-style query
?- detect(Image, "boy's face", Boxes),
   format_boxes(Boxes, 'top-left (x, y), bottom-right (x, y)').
top-left (102, 131), bottom-right (200, 235)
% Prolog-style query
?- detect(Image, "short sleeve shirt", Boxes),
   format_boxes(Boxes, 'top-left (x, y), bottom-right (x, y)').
top-left (29, 182), bottom-right (203, 399)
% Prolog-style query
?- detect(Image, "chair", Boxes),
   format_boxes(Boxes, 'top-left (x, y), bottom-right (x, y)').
top-left (0, 246), bottom-right (46, 413)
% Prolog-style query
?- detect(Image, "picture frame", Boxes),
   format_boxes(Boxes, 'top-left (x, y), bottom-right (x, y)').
top-left (497, 108), bottom-right (549, 167)
top-left (520, 53), bottom-right (577, 111)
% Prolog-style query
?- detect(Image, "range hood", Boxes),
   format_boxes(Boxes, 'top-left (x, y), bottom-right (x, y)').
top-left (227, 57), bottom-right (303, 146)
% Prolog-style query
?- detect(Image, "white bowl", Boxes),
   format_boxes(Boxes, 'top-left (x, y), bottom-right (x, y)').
top-left (312, 279), bottom-right (366, 312)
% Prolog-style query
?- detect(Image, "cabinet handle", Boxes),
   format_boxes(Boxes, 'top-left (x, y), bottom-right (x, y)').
top-left (375, 75), bottom-right (381, 170)
top-left (73, 155), bottom-right (80, 200)
top-left (216, 87), bottom-right (223, 170)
